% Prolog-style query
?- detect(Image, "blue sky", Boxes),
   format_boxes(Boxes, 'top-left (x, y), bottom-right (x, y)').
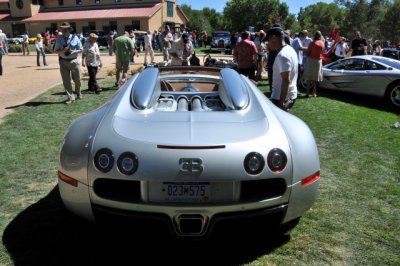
top-left (178, 0), bottom-right (335, 15)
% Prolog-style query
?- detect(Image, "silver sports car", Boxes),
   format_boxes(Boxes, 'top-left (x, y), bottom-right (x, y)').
top-left (320, 55), bottom-right (400, 108)
top-left (58, 67), bottom-right (320, 237)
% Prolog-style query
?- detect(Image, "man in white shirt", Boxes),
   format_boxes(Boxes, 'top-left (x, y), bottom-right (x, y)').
top-left (169, 33), bottom-right (194, 66)
top-left (143, 31), bottom-right (154, 66)
top-left (22, 33), bottom-right (29, 55)
top-left (267, 26), bottom-right (298, 111)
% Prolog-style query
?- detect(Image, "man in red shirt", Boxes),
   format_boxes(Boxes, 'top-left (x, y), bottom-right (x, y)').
top-left (233, 31), bottom-right (258, 81)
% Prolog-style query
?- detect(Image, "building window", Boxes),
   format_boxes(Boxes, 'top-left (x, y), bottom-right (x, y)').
top-left (115, 0), bottom-right (122, 3)
top-left (109, 21), bottom-right (117, 31)
top-left (132, 20), bottom-right (140, 31)
top-left (167, 1), bottom-right (173, 17)
top-left (76, 0), bottom-right (82, 5)
top-left (70, 22), bottom-right (77, 32)
top-left (58, 0), bottom-right (64, 5)
top-left (95, 0), bottom-right (100, 3)
top-left (88, 22), bottom-right (96, 30)
top-left (50, 23), bottom-right (57, 34)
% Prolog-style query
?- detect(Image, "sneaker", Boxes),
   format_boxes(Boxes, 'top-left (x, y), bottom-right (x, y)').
top-left (65, 99), bottom-right (74, 105)
top-left (95, 88), bottom-right (102, 94)
top-left (114, 81), bottom-right (119, 87)
top-left (76, 94), bottom-right (83, 100)
top-left (119, 78), bottom-right (126, 86)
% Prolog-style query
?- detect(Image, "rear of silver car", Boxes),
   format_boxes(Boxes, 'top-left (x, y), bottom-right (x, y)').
top-left (58, 68), bottom-right (320, 237)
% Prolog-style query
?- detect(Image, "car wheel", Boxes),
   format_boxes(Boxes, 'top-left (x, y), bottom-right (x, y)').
top-left (385, 81), bottom-right (400, 108)
top-left (15, 40), bottom-right (20, 45)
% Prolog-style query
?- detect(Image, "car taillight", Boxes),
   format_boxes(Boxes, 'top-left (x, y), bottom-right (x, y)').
top-left (117, 152), bottom-right (139, 175)
top-left (94, 148), bottom-right (114, 173)
top-left (301, 171), bottom-right (320, 187)
top-left (58, 170), bottom-right (78, 187)
top-left (267, 148), bottom-right (287, 173)
top-left (244, 152), bottom-right (265, 175)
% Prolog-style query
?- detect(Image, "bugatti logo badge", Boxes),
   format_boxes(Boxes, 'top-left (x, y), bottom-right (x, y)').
top-left (179, 158), bottom-right (203, 174)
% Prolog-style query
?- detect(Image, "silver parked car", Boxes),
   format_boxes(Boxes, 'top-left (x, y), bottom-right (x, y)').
top-left (320, 55), bottom-right (400, 108)
top-left (58, 67), bottom-right (320, 238)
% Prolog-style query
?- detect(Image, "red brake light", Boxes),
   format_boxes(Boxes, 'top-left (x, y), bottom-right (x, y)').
top-left (301, 171), bottom-right (320, 187)
top-left (58, 170), bottom-right (78, 187)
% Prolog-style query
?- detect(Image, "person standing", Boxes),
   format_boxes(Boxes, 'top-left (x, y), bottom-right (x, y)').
top-left (350, 31), bottom-right (367, 56)
top-left (22, 33), bottom-right (29, 55)
top-left (233, 31), bottom-right (258, 81)
top-left (254, 30), bottom-right (267, 82)
top-left (333, 37), bottom-right (348, 61)
top-left (143, 30), bottom-right (155, 66)
top-left (374, 40), bottom-right (382, 55)
top-left (106, 31), bottom-right (114, 56)
top-left (0, 29), bottom-right (7, 55)
top-left (161, 25), bottom-right (173, 62)
top-left (82, 33), bottom-right (102, 94)
top-left (303, 31), bottom-right (325, 97)
top-left (266, 26), bottom-right (298, 111)
top-left (169, 33), bottom-right (194, 66)
top-left (0, 39), bottom-right (3, 76)
top-left (113, 32), bottom-right (135, 87)
top-left (34, 34), bottom-right (47, 67)
top-left (129, 30), bottom-right (136, 63)
top-left (291, 31), bottom-right (305, 87)
top-left (54, 22), bottom-right (83, 104)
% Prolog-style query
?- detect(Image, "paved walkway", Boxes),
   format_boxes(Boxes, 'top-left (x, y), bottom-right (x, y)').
top-left (0, 52), bottom-right (232, 123)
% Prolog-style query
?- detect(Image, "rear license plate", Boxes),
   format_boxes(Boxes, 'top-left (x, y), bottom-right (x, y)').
top-left (163, 182), bottom-right (210, 202)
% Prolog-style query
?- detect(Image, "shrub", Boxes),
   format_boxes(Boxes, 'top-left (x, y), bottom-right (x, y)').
top-left (7, 44), bottom-right (22, 53)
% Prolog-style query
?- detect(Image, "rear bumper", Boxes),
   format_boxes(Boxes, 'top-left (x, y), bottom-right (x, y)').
top-left (92, 203), bottom-right (288, 238)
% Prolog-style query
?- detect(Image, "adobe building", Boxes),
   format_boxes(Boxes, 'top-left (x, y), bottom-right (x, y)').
top-left (0, 0), bottom-right (188, 37)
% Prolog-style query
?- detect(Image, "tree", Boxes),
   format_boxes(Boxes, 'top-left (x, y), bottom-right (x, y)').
top-left (381, 0), bottom-right (400, 46)
top-left (297, 2), bottom-right (345, 37)
top-left (223, 0), bottom-right (292, 32)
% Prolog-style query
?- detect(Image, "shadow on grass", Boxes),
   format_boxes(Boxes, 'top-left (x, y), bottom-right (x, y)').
top-left (5, 100), bottom-right (68, 109)
top-left (304, 88), bottom-right (399, 114)
top-left (3, 186), bottom-right (289, 266)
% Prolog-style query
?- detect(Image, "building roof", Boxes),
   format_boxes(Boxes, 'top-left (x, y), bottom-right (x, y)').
top-left (0, 13), bottom-right (9, 20)
top-left (23, 4), bottom-right (161, 22)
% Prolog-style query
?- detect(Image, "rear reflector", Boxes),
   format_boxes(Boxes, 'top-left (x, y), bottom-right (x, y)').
top-left (58, 170), bottom-right (78, 187)
top-left (301, 171), bottom-right (320, 187)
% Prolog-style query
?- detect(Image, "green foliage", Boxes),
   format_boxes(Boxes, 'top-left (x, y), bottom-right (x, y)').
top-left (381, 0), bottom-right (400, 46)
top-left (223, 0), bottom-right (292, 32)
top-left (180, 4), bottom-right (223, 33)
top-left (298, 2), bottom-right (345, 36)
top-left (7, 44), bottom-right (22, 52)
top-left (180, 0), bottom-right (397, 44)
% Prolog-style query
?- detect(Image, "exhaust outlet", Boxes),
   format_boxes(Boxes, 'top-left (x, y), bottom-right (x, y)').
top-left (174, 214), bottom-right (209, 236)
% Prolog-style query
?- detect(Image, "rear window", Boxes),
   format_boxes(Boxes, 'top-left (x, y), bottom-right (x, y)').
top-left (373, 56), bottom-right (400, 70)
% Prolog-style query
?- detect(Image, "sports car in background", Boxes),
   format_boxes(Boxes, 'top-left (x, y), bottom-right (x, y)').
top-left (320, 55), bottom-right (400, 108)
top-left (58, 67), bottom-right (320, 238)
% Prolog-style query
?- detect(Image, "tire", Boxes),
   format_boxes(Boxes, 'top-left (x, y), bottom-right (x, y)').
top-left (385, 81), bottom-right (400, 108)
top-left (15, 40), bottom-right (20, 45)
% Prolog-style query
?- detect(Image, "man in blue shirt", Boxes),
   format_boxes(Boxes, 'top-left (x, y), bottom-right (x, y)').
top-left (54, 22), bottom-right (83, 104)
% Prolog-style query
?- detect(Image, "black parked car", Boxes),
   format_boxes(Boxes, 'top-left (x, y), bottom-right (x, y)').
top-left (382, 48), bottom-right (400, 60)
top-left (83, 30), bottom-right (108, 48)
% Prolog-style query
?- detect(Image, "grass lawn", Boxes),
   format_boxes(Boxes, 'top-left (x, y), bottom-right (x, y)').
top-left (0, 76), bottom-right (399, 265)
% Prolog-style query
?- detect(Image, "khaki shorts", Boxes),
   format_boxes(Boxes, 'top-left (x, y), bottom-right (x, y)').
top-left (116, 59), bottom-right (129, 73)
